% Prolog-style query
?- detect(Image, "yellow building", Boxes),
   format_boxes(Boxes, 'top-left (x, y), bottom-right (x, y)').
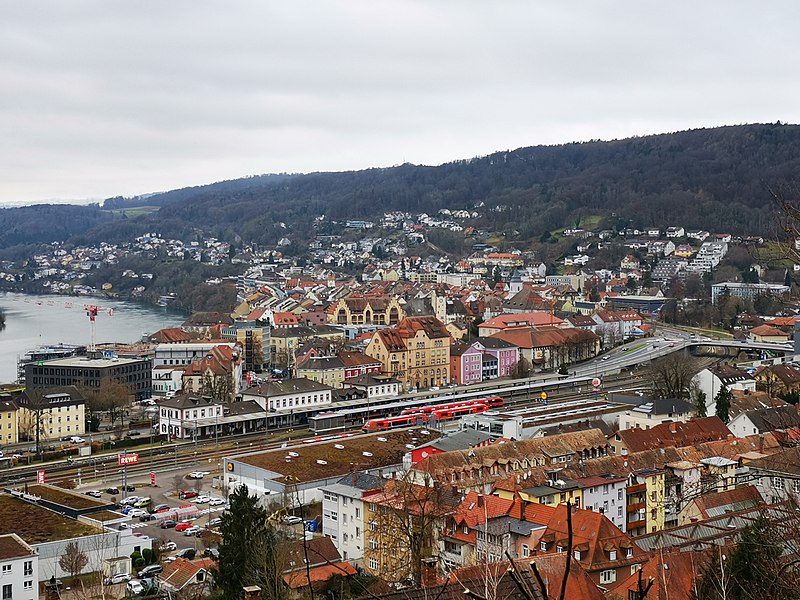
top-left (268, 325), bottom-right (345, 369)
top-left (0, 398), bottom-right (19, 445)
top-left (515, 479), bottom-right (583, 508)
top-left (17, 388), bottom-right (86, 442)
top-left (626, 469), bottom-right (665, 536)
top-left (327, 295), bottom-right (405, 326)
top-left (362, 480), bottom-right (453, 585)
top-left (365, 316), bottom-right (451, 390)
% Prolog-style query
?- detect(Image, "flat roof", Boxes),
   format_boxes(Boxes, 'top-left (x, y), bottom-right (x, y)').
top-left (0, 494), bottom-right (99, 544)
top-left (229, 428), bottom-right (441, 485)
top-left (35, 355), bottom-right (147, 368)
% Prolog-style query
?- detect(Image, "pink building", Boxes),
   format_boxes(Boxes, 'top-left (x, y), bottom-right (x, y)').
top-left (471, 337), bottom-right (519, 378)
top-left (450, 340), bottom-right (484, 385)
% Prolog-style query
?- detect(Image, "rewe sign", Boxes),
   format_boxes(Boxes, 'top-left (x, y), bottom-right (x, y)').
top-left (118, 453), bottom-right (139, 466)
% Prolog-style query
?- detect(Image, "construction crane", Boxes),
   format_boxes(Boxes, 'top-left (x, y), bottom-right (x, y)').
top-left (85, 305), bottom-right (100, 354)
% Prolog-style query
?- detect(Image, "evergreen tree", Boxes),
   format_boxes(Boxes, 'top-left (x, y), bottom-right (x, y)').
top-left (214, 484), bottom-right (283, 600)
top-left (714, 385), bottom-right (733, 423)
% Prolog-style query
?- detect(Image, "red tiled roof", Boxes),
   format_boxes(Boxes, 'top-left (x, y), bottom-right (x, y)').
top-left (283, 562), bottom-right (357, 589)
top-left (615, 417), bottom-right (731, 453)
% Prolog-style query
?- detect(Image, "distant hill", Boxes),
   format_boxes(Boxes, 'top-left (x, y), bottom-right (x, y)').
top-left (3, 123), bottom-right (800, 254)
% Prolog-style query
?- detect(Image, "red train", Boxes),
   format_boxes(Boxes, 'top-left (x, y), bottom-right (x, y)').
top-left (399, 396), bottom-right (503, 416)
top-left (363, 396), bottom-right (504, 431)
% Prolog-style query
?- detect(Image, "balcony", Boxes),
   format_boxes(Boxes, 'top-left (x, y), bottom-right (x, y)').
top-left (626, 501), bottom-right (646, 513)
top-left (627, 519), bottom-right (646, 530)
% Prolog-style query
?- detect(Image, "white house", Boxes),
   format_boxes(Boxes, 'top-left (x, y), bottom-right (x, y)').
top-left (242, 378), bottom-right (333, 412)
top-left (727, 405), bottom-right (800, 439)
top-left (576, 475), bottom-right (628, 532)
top-left (158, 394), bottom-right (224, 439)
top-left (694, 365), bottom-right (756, 412)
top-left (0, 534), bottom-right (37, 600)
top-left (320, 473), bottom-right (384, 561)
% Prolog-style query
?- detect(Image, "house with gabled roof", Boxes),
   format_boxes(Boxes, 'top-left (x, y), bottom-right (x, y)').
top-left (365, 316), bottom-right (452, 390)
top-left (608, 416), bottom-right (731, 456)
top-left (678, 484), bottom-right (763, 525)
top-left (159, 557), bottom-right (214, 594)
top-left (536, 504), bottom-right (647, 593)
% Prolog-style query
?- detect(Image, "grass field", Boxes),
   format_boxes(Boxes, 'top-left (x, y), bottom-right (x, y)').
top-left (105, 206), bottom-right (160, 217)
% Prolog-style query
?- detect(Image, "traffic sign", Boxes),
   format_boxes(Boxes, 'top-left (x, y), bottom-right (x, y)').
top-left (540, 392), bottom-right (548, 401)
top-left (36, 470), bottom-right (46, 484)
top-left (118, 453), bottom-right (139, 466)
top-left (591, 377), bottom-right (601, 388)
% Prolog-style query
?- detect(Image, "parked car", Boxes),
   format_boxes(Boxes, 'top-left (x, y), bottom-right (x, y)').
top-left (207, 517), bottom-right (223, 528)
top-left (124, 484), bottom-right (136, 492)
top-left (133, 497), bottom-right (152, 508)
top-left (175, 521), bottom-right (194, 532)
top-left (125, 431), bottom-right (141, 438)
top-left (139, 513), bottom-right (156, 522)
top-left (179, 490), bottom-right (198, 500)
top-left (193, 495), bottom-right (211, 504)
top-left (152, 503), bottom-right (170, 512)
top-left (184, 526), bottom-right (202, 536)
top-left (159, 541), bottom-right (177, 552)
top-left (208, 497), bottom-right (225, 506)
top-left (187, 471), bottom-right (206, 479)
top-left (127, 508), bottom-right (148, 519)
top-left (120, 496), bottom-right (140, 506)
top-left (126, 580), bottom-right (144, 595)
top-left (175, 548), bottom-right (196, 560)
top-left (283, 515), bottom-right (303, 525)
top-left (204, 548), bottom-right (220, 560)
top-left (137, 564), bottom-right (163, 579)
top-left (85, 490), bottom-right (102, 498)
top-left (160, 520), bottom-right (177, 529)
top-left (104, 573), bottom-right (131, 585)
top-left (69, 436), bottom-right (85, 444)
top-left (105, 487), bottom-right (120, 495)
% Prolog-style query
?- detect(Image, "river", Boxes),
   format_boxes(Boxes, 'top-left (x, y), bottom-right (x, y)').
top-left (0, 292), bottom-right (186, 383)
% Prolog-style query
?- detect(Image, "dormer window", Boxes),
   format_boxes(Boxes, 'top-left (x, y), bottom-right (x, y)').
top-left (626, 548), bottom-right (633, 559)
top-left (574, 550), bottom-right (581, 560)
top-left (540, 541), bottom-right (548, 551)
top-left (556, 545), bottom-right (564, 553)
top-left (609, 550), bottom-right (617, 560)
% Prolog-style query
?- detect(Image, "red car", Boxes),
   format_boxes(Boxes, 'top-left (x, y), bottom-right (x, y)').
top-left (174, 521), bottom-right (194, 532)
top-left (179, 490), bottom-right (198, 500)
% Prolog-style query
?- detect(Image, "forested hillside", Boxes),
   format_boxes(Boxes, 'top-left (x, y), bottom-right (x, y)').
top-left (1, 123), bottom-right (798, 254)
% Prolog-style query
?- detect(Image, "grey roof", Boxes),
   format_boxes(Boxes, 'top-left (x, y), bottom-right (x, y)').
top-left (268, 325), bottom-right (343, 338)
top-left (474, 337), bottom-right (516, 350)
top-left (334, 472), bottom-right (384, 491)
top-left (632, 397), bottom-right (694, 416)
top-left (426, 429), bottom-right (493, 453)
top-left (739, 405), bottom-right (800, 433)
top-left (245, 378), bottom-right (333, 397)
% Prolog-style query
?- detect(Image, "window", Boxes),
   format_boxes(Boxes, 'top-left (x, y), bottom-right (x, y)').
top-left (773, 477), bottom-right (784, 491)
top-left (1, 584), bottom-right (10, 600)
top-left (600, 569), bottom-right (616, 584)
top-left (369, 558), bottom-right (379, 570)
top-left (609, 550), bottom-right (617, 561)
top-left (626, 548), bottom-right (633, 559)
top-left (24, 580), bottom-right (33, 590)
top-left (23, 561), bottom-right (32, 577)
top-left (794, 479), bottom-right (800, 494)
top-left (522, 544), bottom-right (530, 557)
top-left (369, 521), bottom-right (377, 532)
top-left (574, 550), bottom-right (581, 560)
top-left (369, 540), bottom-right (378, 550)
top-left (1, 565), bottom-right (9, 574)
top-left (540, 541), bottom-right (548, 551)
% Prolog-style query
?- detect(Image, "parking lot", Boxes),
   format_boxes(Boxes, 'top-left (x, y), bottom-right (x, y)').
top-left (81, 470), bottom-right (226, 559)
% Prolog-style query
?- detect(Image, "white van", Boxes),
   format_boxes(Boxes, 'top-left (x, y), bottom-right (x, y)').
top-left (126, 579), bottom-right (144, 594)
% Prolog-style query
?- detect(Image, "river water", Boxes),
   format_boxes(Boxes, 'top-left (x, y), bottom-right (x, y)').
top-left (0, 292), bottom-right (185, 383)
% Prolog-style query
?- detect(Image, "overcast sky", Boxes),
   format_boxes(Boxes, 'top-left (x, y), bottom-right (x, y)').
top-left (1, 1), bottom-right (799, 205)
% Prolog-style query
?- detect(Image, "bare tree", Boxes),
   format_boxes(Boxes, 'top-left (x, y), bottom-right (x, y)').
top-left (18, 388), bottom-right (49, 452)
top-left (364, 473), bottom-right (458, 586)
top-left (85, 377), bottom-right (133, 427)
top-left (649, 352), bottom-right (700, 399)
top-left (59, 541), bottom-right (88, 580)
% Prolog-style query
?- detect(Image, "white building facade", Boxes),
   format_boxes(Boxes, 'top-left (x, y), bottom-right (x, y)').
top-left (0, 534), bottom-right (37, 600)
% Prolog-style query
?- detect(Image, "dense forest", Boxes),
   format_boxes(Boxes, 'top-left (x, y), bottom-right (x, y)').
top-left (1, 123), bottom-right (799, 255)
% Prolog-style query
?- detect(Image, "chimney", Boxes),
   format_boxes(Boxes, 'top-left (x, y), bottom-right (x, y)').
top-left (670, 422), bottom-right (677, 434)
top-left (243, 586), bottom-right (262, 600)
top-left (477, 494), bottom-right (484, 508)
top-left (420, 557), bottom-right (439, 587)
